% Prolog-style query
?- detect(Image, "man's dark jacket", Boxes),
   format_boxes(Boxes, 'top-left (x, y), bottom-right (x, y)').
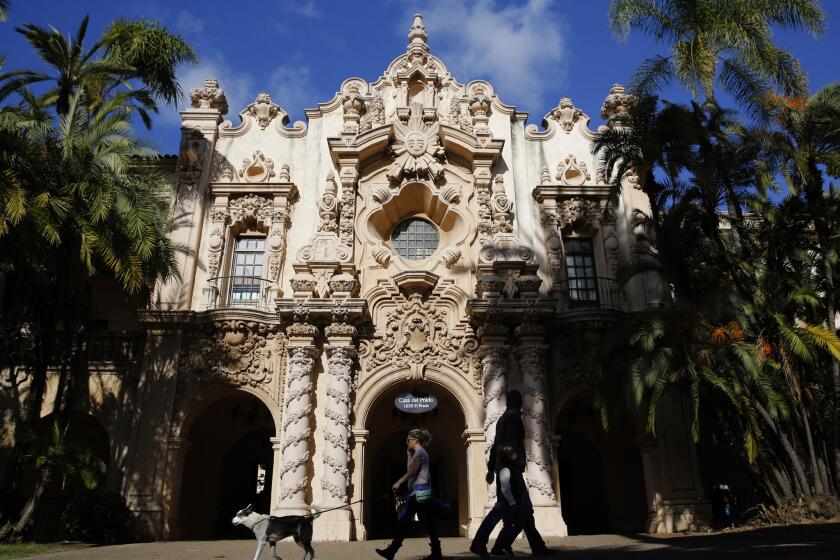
top-left (487, 390), bottom-right (527, 473)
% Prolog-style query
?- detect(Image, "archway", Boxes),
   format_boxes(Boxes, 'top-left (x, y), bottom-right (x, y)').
top-left (363, 381), bottom-right (467, 538)
top-left (177, 389), bottom-right (275, 539)
top-left (556, 390), bottom-right (647, 534)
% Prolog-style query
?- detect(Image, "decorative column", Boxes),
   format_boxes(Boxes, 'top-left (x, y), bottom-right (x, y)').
top-left (269, 435), bottom-right (283, 515)
top-left (463, 428), bottom-right (487, 538)
top-left (515, 321), bottom-right (568, 536)
top-left (274, 318), bottom-right (319, 516)
top-left (315, 319), bottom-right (357, 540)
top-left (350, 428), bottom-right (369, 540)
top-left (478, 323), bottom-right (509, 508)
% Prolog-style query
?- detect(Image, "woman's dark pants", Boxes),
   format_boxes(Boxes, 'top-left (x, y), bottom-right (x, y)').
top-left (388, 495), bottom-right (440, 551)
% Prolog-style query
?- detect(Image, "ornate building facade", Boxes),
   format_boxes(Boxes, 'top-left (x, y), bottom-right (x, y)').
top-left (1, 15), bottom-right (712, 541)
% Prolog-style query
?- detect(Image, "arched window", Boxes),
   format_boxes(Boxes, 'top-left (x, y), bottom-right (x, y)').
top-left (392, 218), bottom-right (439, 260)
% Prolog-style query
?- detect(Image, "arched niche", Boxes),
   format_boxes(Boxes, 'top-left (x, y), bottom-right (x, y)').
top-left (365, 182), bottom-right (469, 266)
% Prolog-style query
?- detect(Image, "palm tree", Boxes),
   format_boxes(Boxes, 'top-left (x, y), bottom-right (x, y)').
top-left (3, 421), bottom-right (106, 540)
top-left (0, 15), bottom-right (196, 125)
top-left (0, 1), bottom-right (9, 22)
top-left (0, 15), bottom-right (192, 540)
top-left (759, 82), bottom-right (840, 490)
top-left (609, 0), bottom-right (825, 116)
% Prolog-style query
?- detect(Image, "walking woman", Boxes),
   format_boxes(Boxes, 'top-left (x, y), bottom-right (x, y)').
top-left (376, 428), bottom-right (444, 560)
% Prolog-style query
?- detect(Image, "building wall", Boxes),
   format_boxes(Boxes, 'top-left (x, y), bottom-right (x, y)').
top-left (1, 14), bottom-right (712, 541)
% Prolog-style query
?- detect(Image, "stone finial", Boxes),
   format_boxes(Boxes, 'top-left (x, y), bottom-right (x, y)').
top-left (189, 78), bottom-right (229, 115)
top-left (407, 13), bottom-right (429, 65)
top-left (408, 13), bottom-right (428, 50)
top-left (600, 83), bottom-right (636, 127)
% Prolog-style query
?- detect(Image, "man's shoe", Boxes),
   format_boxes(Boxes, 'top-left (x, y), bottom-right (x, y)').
top-left (470, 543), bottom-right (490, 558)
top-left (375, 547), bottom-right (396, 560)
top-left (489, 547), bottom-right (513, 558)
top-left (533, 547), bottom-right (556, 557)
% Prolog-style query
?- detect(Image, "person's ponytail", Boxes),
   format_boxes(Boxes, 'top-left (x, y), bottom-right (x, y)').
top-left (409, 428), bottom-right (432, 447)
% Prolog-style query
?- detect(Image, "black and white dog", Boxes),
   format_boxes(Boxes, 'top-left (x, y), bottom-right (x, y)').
top-left (232, 504), bottom-right (318, 560)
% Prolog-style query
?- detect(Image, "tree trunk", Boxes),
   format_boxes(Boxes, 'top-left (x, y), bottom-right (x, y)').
top-left (800, 404), bottom-right (825, 494)
top-left (754, 401), bottom-right (812, 497)
top-left (9, 465), bottom-right (52, 542)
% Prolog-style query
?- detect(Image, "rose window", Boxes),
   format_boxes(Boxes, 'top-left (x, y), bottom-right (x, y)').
top-left (392, 218), bottom-right (439, 260)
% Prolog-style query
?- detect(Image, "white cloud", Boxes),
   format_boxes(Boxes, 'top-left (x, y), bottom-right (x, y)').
top-left (278, 0), bottom-right (321, 18)
top-left (268, 64), bottom-right (322, 121)
top-left (164, 53), bottom-right (256, 125)
top-left (174, 10), bottom-right (206, 36)
top-left (411, 0), bottom-right (567, 112)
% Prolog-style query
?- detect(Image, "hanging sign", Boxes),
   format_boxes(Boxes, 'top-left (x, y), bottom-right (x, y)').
top-left (394, 392), bottom-right (438, 414)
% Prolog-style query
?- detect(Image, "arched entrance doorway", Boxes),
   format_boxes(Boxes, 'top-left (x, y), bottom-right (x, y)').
top-left (363, 381), bottom-right (467, 539)
top-left (556, 390), bottom-right (648, 534)
top-left (177, 390), bottom-right (275, 539)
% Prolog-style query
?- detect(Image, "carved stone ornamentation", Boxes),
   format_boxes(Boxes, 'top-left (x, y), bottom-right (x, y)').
top-left (249, 92), bottom-right (279, 129)
top-left (371, 245), bottom-right (392, 268)
top-left (318, 172), bottom-right (340, 233)
top-left (549, 96), bottom-right (584, 133)
top-left (360, 94), bottom-right (385, 132)
top-left (475, 168), bottom-right (493, 248)
top-left (556, 154), bottom-right (592, 186)
top-left (338, 169), bottom-right (357, 253)
top-left (177, 130), bottom-right (206, 187)
top-left (370, 185), bottom-right (393, 205)
top-left (207, 206), bottom-right (229, 280)
top-left (321, 345), bottom-right (356, 505)
top-left (240, 150), bottom-right (275, 183)
top-left (447, 97), bottom-right (473, 133)
top-left (365, 293), bottom-right (476, 380)
top-left (278, 344), bottom-right (318, 506)
top-left (189, 78), bottom-right (229, 114)
top-left (490, 174), bottom-right (513, 234)
top-left (558, 198), bottom-right (600, 231)
top-left (228, 194), bottom-right (273, 225)
top-left (180, 320), bottom-right (283, 388)
top-left (515, 341), bottom-right (556, 504)
top-left (210, 153), bottom-right (236, 182)
top-left (440, 246), bottom-right (461, 269)
top-left (386, 103), bottom-right (446, 184)
top-left (601, 83), bottom-right (636, 127)
top-left (540, 167), bottom-right (551, 185)
top-left (342, 83), bottom-right (366, 134)
top-left (479, 344), bottom-right (508, 504)
top-left (469, 88), bottom-right (492, 135)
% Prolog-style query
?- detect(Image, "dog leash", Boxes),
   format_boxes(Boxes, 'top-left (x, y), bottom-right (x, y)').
top-left (303, 498), bottom-right (365, 518)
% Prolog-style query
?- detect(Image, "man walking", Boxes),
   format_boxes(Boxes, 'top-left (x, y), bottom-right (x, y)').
top-left (470, 390), bottom-right (552, 557)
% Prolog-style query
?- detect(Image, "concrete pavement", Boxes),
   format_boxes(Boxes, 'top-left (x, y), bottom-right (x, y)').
top-left (18, 523), bottom-right (840, 559)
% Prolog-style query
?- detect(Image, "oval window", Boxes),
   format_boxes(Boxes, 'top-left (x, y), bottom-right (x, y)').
top-left (392, 218), bottom-right (439, 260)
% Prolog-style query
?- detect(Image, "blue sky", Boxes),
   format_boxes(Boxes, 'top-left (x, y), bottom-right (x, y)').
top-left (2, 0), bottom-right (838, 154)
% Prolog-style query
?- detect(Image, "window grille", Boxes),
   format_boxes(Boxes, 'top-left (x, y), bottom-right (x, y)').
top-left (229, 236), bottom-right (265, 304)
top-left (392, 218), bottom-right (439, 260)
top-left (564, 237), bottom-right (598, 304)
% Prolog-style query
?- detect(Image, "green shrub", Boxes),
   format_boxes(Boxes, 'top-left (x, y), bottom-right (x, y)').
top-left (61, 489), bottom-right (137, 544)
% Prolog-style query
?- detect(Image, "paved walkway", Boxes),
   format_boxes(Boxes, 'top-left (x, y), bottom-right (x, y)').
top-left (20, 523), bottom-right (840, 560)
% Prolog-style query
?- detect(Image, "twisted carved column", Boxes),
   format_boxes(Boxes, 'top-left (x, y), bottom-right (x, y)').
top-left (516, 324), bottom-right (557, 506)
top-left (276, 330), bottom-right (318, 514)
top-left (478, 324), bottom-right (509, 506)
top-left (321, 344), bottom-right (355, 506)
